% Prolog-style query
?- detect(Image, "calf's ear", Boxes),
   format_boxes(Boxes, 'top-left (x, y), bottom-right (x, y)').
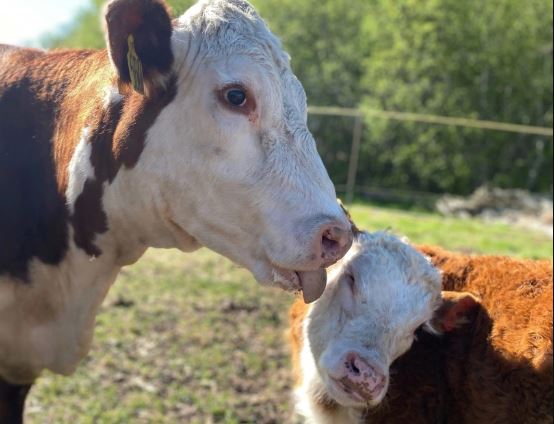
top-left (104, 0), bottom-right (174, 95)
top-left (429, 291), bottom-right (480, 334)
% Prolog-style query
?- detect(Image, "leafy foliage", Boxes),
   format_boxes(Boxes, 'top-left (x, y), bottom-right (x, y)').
top-left (43, 0), bottom-right (553, 194)
top-left (359, 0), bottom-right (553, 194)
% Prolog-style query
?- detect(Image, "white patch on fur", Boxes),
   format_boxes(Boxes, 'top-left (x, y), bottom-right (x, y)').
top-left (0, 230), bottom-right (123, 384)
top-left (66, 127), bottom-right (94, 213)
top-left (295, 312), bottom-right (363, 424)
top-left (102, 85), bottom-right (123, 109)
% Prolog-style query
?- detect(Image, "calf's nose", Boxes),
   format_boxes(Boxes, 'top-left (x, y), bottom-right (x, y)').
top-left (341, 352), bottom-right (386, 400)
top-left (319, 222), bottom-right (353, 267)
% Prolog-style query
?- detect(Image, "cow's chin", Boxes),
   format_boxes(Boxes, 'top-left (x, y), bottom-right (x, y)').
top-left (253, 262), bottom-right (304, 292)
top-left (165, 218), bottom-right (327, 302)
top-left (252, 261), bottom-right (328, 303)
top-left (324, 375), bottom-right (389, 409)
top-left (268, 266), bottom-right (303, 292)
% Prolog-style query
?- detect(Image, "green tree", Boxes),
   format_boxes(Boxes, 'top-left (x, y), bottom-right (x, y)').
top-left (43, 0), bottom-right (553, 195)
top-left (359, 0), bottom-right (553, 193)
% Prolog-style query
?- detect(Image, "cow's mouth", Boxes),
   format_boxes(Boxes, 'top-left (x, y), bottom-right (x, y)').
top-left (326, 375), bottom-right (388, 408)
top-left (329, 377), bottom-right (369, 404)
top-left (271, 266), bottom-right (327, 303)
top-left (166, 218), bottom-right (328, 302)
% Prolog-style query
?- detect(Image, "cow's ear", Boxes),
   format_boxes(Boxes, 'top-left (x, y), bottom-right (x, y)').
top-left (428, 291), bottom-right (480, 334)
top-left (104, 0), bottom-right (174, 95)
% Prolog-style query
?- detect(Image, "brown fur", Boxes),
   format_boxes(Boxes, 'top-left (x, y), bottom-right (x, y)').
top-left (290, 247), bottom-right (553, 423)
top-left (0, 47), bottom-right (99, 280)
top-left (0, 0), bottom-right (176, 278)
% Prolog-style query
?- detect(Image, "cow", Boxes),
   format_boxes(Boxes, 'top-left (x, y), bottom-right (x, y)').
top-left (0, 0), bottom-right (354, 421)
top-left (290, 232), bottom-right (553, 424)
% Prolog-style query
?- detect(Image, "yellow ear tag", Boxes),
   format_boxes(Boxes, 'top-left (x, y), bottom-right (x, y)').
top-left (127, 35), bottom-right (144, 95)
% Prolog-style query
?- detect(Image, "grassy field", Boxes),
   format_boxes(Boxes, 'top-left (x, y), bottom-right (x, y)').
top-left (26, 203), bottom-right (552, 423)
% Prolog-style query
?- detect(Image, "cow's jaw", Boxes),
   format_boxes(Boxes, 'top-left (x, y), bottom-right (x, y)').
top-left (111, 5), bottom-right (353, 297)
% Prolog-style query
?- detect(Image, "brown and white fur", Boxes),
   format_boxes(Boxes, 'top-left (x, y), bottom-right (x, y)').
top-left (0, 0), bottom-right (353, 420)
top-left (290, 234), bottom-right (553, 424)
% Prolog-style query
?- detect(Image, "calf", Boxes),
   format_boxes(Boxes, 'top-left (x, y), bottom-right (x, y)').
top-left (290, 234), bottom-right (553, 423)
top-left (0, 0), bottom-right (353, 420)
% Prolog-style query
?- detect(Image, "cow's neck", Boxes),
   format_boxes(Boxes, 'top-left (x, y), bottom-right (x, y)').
top-left (94, 162), bottom-right (201, 264)
top-left (0, 156), bottom-right (193, 386)
top-left (63, 70), bottom-right (186, 255)
top-left (0, 53), bottom-right (199, 383)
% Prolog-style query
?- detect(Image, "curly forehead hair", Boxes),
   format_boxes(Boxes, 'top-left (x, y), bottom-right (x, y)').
top-left (176, 0), bottom-right (289, 67)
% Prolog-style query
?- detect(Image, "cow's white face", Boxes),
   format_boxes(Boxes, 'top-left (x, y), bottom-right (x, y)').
top-left (109, 0), bottom-right (352, 299)
top-left (305, 232), bottom-right (442, 408)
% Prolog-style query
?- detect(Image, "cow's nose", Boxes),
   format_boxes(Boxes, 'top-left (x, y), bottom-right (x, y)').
top-left (319, 221), bottom-right (353, 267)
top-left (341, 352), bottom-right (386, 400)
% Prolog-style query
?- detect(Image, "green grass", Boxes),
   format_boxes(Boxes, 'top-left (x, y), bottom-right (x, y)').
top-left (25, 203), bottom-right (552, 423)
top-left (349, 204), bottom-right (553, 259)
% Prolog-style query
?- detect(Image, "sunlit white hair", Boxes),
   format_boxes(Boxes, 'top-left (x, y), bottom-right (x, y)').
top-left (175, 0), bottom-right (290, 68)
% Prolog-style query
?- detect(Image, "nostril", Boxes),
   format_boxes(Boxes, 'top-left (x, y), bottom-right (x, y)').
top-left (345, 354), bottom-right (361, 376)
top-left (350, 361), bottom-right (360, 376)
top-left (322, 233), bottom-right (340, 257)
top-left (339, 353), bottom-right (387, 400)
top-left (321, 226), bottom-right (348, 253)
top-left (315, 222), bottom-right (353, 267)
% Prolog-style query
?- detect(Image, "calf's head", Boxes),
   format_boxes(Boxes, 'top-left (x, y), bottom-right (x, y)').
top-left (305, 232), bottom-right (479, 407)
top-left (103, 0), bottom-right (352, 298)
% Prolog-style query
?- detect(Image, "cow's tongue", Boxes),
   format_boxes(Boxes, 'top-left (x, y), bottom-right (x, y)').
top-left (298, 268), bottom-right (327, 304)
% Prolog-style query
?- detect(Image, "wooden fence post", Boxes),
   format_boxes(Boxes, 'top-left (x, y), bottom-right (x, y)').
top-left (345, 115), bottom-right (363, 204)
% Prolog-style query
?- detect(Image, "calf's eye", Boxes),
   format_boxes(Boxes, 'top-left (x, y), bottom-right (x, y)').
top-left (225, 88), bottom-right (247, 107)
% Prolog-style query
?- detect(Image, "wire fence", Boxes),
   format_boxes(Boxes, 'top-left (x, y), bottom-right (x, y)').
top-left (307, 106), bottom-right (554, 204)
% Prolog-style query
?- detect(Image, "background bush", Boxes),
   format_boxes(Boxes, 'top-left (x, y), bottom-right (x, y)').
top-left (45, 0), bottom-right (554, 195)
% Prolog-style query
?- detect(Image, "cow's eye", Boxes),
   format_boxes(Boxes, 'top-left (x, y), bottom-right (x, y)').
top-left (225, 88), bottom-right (247, 107)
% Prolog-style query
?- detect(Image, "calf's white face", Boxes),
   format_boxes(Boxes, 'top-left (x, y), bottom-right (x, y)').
top-left (108, 0), bottom-right (352, 299)
top-left (305, 232), bottom-right (442, 407)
